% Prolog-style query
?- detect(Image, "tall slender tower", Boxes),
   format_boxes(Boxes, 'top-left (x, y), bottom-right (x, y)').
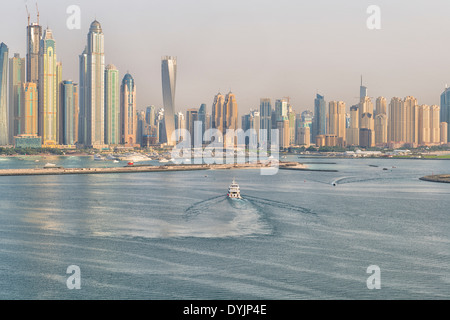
top-left (38, 28), bottom-right (58, 145)
top-left (212, 92), bottom-right (224, 133)
top-left (259, 98), bottom-right (272, 143)
top-left (60, 80), bottom-right (76, 145)
top-left (223, 91), bottom-right (238, 147)
top-left (0, 43), bottom-right (8, 145)
top-left (26, 11), bottom-right (42, 85)
top-left (313, 93), bottom-right (327, 142)
top-left (86, 20), bottom-right (105, 147)
top-left (120, 73), bottom-right (136, 146)
top-left (328, 101), bottom-right (346, 143)
top-left (161, 56), bottom-right (177, 146)
top-left (9, 53), bottom-right (25, 143)
top-left (105, 64), bottom-right (120, 145)
top-left (78, 47), bottom-right (87, 145)
top-left (22, 82), bottom-right (38, 135)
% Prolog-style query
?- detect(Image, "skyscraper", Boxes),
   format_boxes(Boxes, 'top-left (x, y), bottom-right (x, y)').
top-left (78, 47), bottom-right (88, 145)
top-left (328, 101), bottom-right (346, 145)
top-left (60, 80), bottom-right (76, 145)
top-left (212, 92), bottom-right (224, 134)
top-left (440, 87), bottom-right (450, 142)
top-left (22, 82), bottom-right (38, 136)
top-left (313, 94), bottom-right (327, 142)
top-left (120, 73), bottom-right (137, 146)
top-left (0, 43), bottom-right (8, 145)
top-left (146, 105), bottom-right (156, 127)
top-left (430, 105), bottom-right (440, 144)
top-left (26, 15), bottom-right (42, 85)
top-left (186, 108), bottom-right (198, 146)
top-left (388, 97), bottom-right (403, 143)
top-left (374, 113), bottom-right (388, 145)
top-left (9, 53), bottom-right (25, 143)
top-left (347, 105), bottom-right (359, 146)
top-left (104, 64), bottom-right (120, 145)
top-left (275, 99), bottom-right (288, 122)
top-left (198, 103), bottom-right (207, 140)
top-left (360, 76), bottom-right (368, 101)
top-left (38, 28), bottom-right (58, 145)
top-left (161, 56), bottom-right (177, 146)
top-left (86, 20), bottom-right (105, 148)
top-left (259, 98), bottom-right (272, 143)
top-left (375, 96), bottom-right (387, 116)
top-left (223, 91), bottom-right (238, 147)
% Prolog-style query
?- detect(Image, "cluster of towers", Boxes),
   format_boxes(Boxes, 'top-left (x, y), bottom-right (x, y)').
top-left (309, 79), bottom-right (449, 149)
top-left (0, 9), bottom-right (140, 149)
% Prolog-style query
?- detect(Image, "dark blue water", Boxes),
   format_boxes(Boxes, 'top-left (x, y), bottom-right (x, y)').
top-left (0, 155), bottom-right (449, 299)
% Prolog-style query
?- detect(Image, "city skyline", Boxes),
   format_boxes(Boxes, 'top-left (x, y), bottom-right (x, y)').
top-left (3, 0), bottom-right (450, 115)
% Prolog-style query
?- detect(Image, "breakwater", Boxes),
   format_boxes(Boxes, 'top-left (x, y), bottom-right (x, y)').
top-left (419, 174), bottom-right (450, 183)
top-left (0, 161), bottom-right (306, 177)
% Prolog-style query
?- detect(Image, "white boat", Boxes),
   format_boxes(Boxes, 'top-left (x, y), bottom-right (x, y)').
top-left (94, 154), bottom-right (106, 161)
top-left (227, 179), bottom-right (242, 199)
top-left (44, 163), bottom-right (57, 168)
top-left (159, 158), bottom-right (169, 163)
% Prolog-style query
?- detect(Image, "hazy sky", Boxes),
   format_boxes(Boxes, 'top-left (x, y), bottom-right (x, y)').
top-left (2, 0), bottom-right (450, 115)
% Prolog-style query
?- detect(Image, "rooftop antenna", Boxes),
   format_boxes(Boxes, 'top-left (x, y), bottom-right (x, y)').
top-left (361, 74), bottom-right (363, 86)
top-left (25, 5), bottom-right (30, 25)
top-left (36, 2), bottom-right (40, 25)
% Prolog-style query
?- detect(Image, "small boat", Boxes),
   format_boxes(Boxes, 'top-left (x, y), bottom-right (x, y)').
top-left (128, 161), bottom-right (134, 166)
top-left (113, 160), bottom-right (119, 163)
top-left (227, 179), bottom-right (242, 199)
top-left (159, 158), bottom-right (169, 163)
top-left (44, 163), bottom-right (56, 168)
top-left (94, 154), bottom-right (106, 161)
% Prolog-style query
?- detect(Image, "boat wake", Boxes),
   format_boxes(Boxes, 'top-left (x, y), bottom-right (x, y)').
top-left (243, 195), bottom-right (317, 216)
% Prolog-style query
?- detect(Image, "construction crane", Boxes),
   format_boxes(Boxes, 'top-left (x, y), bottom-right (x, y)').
top-left (36, 3), bottom-right (40, 25)
top-left (25, 4), bottom-right (30, 25)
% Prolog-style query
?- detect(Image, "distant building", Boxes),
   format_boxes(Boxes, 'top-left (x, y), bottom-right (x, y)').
top-left (259, 98), bottom-right (272, 143)
top-left (297, 127), bottom-right (310, 147)
top-left (120, 73), bottom-right (137, 146)
top-left (21, 82), bottom-right (38, 136)
top-left (0, 43), bottom-right (8, 145)
top-left (313, 94), bottom-right (326, 142)
top-left (440, 122), bottom-right (448, 144)
top-left (105, 64), bottom-right (120, 145)
top-left (38, 28), bottom-right (59, 146)
top-left (161, 56), bottom-right (177, 146)
top-left (374, 113), bottom-right (388, 146)
top-left (9, 53), bottom-right (26, 144)
top-left (440, 87), bottom-right (450, 142)
top-left (60, 80), bottom-right (77, 145)
top-left (328, 101), bottom-right (346, 144)
top-left (223, 91), bottom-right (238, 147)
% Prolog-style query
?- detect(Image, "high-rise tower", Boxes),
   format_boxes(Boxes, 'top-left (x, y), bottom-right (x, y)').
top-left (85, 20), bottom-right (105, 147)
top-left (259, 98), bottom-right (272, 143)
top-left (9, 53), bottom-right (25, 143)
top-left (120, 73), bottom-right (136, 146)
top-left (161, 56), bottom-right (177, 146)
top-left (105, 64), bottom-right (120, 145)
top-left (38, 28), bottom-right (58, 145)
top-left (0, 43), bottom-right (8, 145)
top-left (26, 12), bottom-right (42, 85)
top-left (313, 93), bottom-right (327, 142)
